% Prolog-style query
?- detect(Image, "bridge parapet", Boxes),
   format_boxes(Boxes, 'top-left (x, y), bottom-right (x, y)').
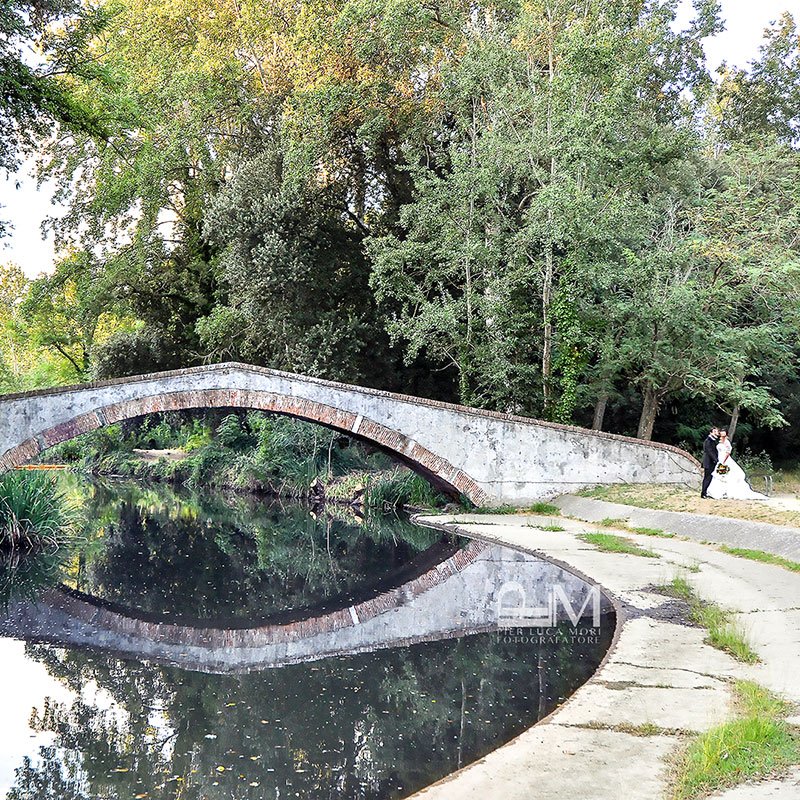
top-left (0, 362), bottom-right (699, 505)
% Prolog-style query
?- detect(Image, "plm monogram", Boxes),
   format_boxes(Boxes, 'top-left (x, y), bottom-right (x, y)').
top-left (496, 582), bottom-right (602, 628)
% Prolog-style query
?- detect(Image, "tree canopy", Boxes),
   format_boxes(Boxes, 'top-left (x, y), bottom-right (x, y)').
top-left (2, 0), bottom-right (799, 454)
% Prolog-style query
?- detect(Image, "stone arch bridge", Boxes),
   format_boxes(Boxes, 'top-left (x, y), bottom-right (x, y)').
top-left (0, 362), bottom-right (698, 505)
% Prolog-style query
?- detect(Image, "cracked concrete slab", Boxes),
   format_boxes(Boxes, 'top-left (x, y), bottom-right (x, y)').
top-left (728, 609), bottom-right (800, 702)
top-left (595, 661), bottom-right (728, 690)
top-left (708, 768), bottom-right (800, 798)
top-left (409, 509), bottom-right (800, 800)
top-left (609, 617), bottom-right (753, 681)
top-left (552, 682), bottom-right (730, 730)
top-left (411, 724), bottom-right (676, 800)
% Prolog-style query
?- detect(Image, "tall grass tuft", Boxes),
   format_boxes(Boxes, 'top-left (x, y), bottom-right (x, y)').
top-left (0, 472), bottom-right (80, 606)
top-left (0, 472), bottom-right (76, 554)
top-left (658, 576), bottom-right (759, 664)
top-left (364, 471), bottom-right (446, 510)
top-left (672, 681), bottom-right (799, 799)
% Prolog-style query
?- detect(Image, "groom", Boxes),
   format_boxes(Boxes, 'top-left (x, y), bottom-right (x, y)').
top-left (701, 426), bottom-right (720, 499)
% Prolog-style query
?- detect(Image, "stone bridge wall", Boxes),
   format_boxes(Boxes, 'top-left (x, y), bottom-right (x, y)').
top-left (0, 363), bottom-right (700, 505)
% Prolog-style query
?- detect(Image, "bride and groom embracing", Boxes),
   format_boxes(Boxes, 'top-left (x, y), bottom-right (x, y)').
top-left (701, 427), bottom-right (767, 501)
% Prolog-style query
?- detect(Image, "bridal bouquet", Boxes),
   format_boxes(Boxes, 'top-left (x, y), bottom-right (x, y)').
top-left (716, 464), bottom-right (730, 475)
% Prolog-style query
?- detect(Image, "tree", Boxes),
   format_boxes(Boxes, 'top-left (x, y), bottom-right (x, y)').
top-left (714, 12), bottom-right (800, 146)
top-left (0, 262), bottom-right (29, 386)
top-left (36, 0), bottom-right (273, 370)
top-left (202, 152), bottom-right (396, 386)
top-left (370, 0), bottom-right (721, 421)
top-left (21, 251), bottom-right (135, 379)
top-left (1, 0), bottom-right (106, 237)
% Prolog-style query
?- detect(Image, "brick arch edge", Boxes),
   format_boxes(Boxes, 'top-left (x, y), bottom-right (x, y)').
top-left (0, 388), bottom-right (491, 506)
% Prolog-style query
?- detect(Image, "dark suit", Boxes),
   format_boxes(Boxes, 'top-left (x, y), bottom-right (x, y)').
top-left (701, 435), bottom-right (719, 497)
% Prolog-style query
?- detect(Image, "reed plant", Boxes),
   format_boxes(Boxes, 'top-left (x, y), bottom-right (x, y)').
top-left (0, 472), bottom-right (79, 604)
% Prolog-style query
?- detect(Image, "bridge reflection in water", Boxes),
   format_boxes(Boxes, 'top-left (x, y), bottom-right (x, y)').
top-left (0, 478), bottom-right (615, 800)
top-left (1, 538), bottom-right (612, 674)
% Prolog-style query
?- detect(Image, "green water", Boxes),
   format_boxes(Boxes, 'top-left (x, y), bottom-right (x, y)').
top-left (59, 475), bottom-right (454, 624)
top-left (0, 475), bottom-right (613, 800)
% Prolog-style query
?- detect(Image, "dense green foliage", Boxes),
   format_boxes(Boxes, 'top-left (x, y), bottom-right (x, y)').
top-left (2, 1), bottom-right (800, 456)
top-left (50, 411), bottom-right (448, 508)
top-left (0, 0), bottom-right (104, 180)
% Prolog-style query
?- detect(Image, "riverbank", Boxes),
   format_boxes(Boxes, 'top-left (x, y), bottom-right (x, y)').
top-left (410, 511), bottom-right (800, 800)
top-left (579, 482), bottom-right (800, 529)
top-left (76, 447), bottom-right (443, 510)
top-left (43, 412), bottom-right (449, 511)
top-left (554, 494), bottom-right (800, 561)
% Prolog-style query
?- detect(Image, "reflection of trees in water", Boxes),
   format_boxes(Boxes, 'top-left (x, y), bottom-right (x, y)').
top-left (67, 478), bottom-right (447, 621)
top-left (10, 623), bottom-right (612, 800)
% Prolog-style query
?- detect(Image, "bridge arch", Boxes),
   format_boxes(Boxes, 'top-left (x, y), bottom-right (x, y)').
top-left (0, 363), bottom-right (700, 505)
top-left (0, 386), bottom-right (490, 504)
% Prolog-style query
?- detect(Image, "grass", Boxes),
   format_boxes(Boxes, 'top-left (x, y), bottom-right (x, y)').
top-left (529, 502), bottom-right (561, 515)
top-left (592, 516), bottom-right (677, 539)
top-left (720, 546), bottom-right (800, 574)
top-left (615, 722), bottom-right (687, 737)
top-left (471, 501), bottom-right (561, 516)
top-left (630, 526), bottom-right (675, 538)
top-left (599, 517), bottom-right (628, 527)
top-left (0, 472), bottom-right (80, 607)
top-left (658, 577), bottom-right (759, 664)
top-left (671, 680), bottom-right (799, 799)
top-left (0, 472), bottom-right (75, 554)
top-left (538, 524), bottom-right (565, 532)
top-left (579, 483), bottom-right (800, 529)
top-left (772, 468), bottom-right (800, 496)
top-left (578, 532), bottom-right (659, 558)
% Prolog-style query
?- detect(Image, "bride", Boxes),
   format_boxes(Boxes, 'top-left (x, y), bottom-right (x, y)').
top-left (706, 429), bottom-right (767, 501)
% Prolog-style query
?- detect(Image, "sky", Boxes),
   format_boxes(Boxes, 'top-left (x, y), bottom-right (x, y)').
top-left (0, 0), bottom-right (796, 279)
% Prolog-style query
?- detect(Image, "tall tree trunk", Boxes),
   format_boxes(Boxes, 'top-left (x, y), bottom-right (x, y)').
top-left (728, 404), bottom-right (740, 439)
top-left (637, 387), bottom-right (661, 440)
top-left (542, 239), bottom-right (554, 413)
top-left (592, 392), bottom-right (609, 431)
top-left (541, 3), bottom-right (557, 414)
top-left (459, 98), bottom-right (478, 406)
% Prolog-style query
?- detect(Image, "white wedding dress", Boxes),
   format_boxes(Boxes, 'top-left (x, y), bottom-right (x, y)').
top-left (706, 440), bottom-right (767, 500)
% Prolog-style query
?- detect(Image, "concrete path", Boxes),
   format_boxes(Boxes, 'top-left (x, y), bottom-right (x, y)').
top-left (408, 512), bottom-right (800, 800)
top-left (554, 494), bottom-right (800, 560)
top-left (709, 768), bottom-right (800, 798)
top-left (765, 496), bottom-right (800, 514)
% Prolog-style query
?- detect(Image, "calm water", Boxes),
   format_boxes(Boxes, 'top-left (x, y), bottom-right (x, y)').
top-left (0, 476), bottom-right (614, 799)
top-left (59, 477), bottom-right (459, 624)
